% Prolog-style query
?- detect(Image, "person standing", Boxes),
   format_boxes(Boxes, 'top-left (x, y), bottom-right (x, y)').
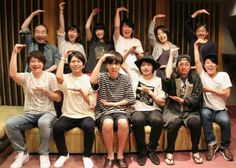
top-left (19, 10), bottom-right (60, 72)
top-left (185, 9), bottom-right (217, 66)
top-left (85, 8), bottom-right (113, 73)
top-left (57, 2), bottom-right (86, 74)
top-left (148, 14), bottom-right (178, 77)
top-left (113, 7), bottom-right (144, 73)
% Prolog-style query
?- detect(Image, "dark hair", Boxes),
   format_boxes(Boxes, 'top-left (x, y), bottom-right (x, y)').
top-left (68, 51), bottom-right (86, 65)
top-left (120, 18), bottom-right (135, 37)
top-left (93, 23), bottom-right (108, 42)
top-left (104, 50), bottom-right (123, 65)
top-left (194, 22), bottom-right (208, 32)
top-left (65, 25), bottom-right (81, 43)
top-left (203, 53), bottom-right (218, 65)
top-left (34, 24), bottom-right (48, 33)
top-left (155, 25), bottom-right (171, 42)
top-left (27, 51), bottom-right (46, 69)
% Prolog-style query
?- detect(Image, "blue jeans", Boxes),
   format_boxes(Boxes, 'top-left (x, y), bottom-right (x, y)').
top-left (201, 107), bottom-right (231, 148)
top-left (5, 112), bottom-right (56, 155)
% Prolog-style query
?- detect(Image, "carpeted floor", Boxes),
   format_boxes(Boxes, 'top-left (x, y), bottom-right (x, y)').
top-left (1, 119), bottom-right (236, 168)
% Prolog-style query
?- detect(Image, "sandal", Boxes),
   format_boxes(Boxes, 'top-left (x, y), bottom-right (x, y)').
top-left (192, 152), bottom-right (203, 164)
top-left (165, 153), bottom-right (175, 165)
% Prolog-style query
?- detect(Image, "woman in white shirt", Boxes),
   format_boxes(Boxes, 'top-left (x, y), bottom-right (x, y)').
top-left (57, 2), bottom-right (86, 73)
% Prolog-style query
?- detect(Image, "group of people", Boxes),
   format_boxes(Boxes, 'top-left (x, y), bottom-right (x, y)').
top-left (5, 2), bottom-right (233, 168)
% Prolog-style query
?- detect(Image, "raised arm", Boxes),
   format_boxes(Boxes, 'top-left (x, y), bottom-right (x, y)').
top-left (56, 51), bottom-right (70, 84)
top-left (194, 39), bottom-right (204, 74)
top-left (191, 9), bottom-right (209, 19)
top-left (85, 8), bottom-right (100, 41)
top-left (9, 44), bottom-right (26, 83)
top-left (58, 2), bottom-right (65, 34)
top-left (21, 10), bottom-right (45, 31)
top-left (148, 14), bottom-right (166, 47)
top-left (121, 46), bottom-right (137, 72)
top-left (114, 7), bottom-right (129, 42)
top-left (165, 48), bottom-right (179, 79)
top-left (90, 53), bottom-right (108, 84)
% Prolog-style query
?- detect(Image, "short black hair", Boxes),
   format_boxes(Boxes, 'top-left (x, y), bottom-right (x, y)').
top-left (68, 51), bottom-right (86, 65)
top-left (104, 50), bottom-right (123, 65)
top-left (194, 22), bottom-right (208, 32)
top-left (120, 18), bottom-right (135, 37)
top-left (93, 23), bottom-right (108, 42)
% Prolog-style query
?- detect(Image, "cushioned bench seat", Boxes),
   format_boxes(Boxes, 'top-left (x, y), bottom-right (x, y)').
top-left (0, 105), bottom-right (221, 154)
top-left (0, 106), bottom-right (24, 152)
top-left (25, 124), bottom-right (220, 154)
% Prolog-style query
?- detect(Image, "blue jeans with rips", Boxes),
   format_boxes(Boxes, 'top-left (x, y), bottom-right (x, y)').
top-left (201, 107), bottom-right (231, 149)
top-left (5, 112), bottom-right (56, 155)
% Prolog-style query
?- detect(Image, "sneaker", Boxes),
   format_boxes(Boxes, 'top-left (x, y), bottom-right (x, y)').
top-left (82, 157), bottom-right (94, 168)
top-left (192, 152), bottom-right (203, 164)
top-left (220, 148), bottom-right (234, 161)
top-left (137, 153), bottom-right (147, 166)
top-left (40, 155), bottom-right (50, 168)
top-left (54, 154), bottom-right (69, 168)
top-left (10, 152), bottom-right (29, 168)
top-left (164, 153), bottom-right (175, 165)
top-left (206, 143), bottom-right (218, 161)
top-left (148, 150), bottom-right (160, 165)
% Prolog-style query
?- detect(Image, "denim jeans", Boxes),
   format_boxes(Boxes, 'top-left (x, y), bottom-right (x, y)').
top-left (5, 112), bottom-right (56, 155)
top-left (201, 107), bottom-right (231, 148)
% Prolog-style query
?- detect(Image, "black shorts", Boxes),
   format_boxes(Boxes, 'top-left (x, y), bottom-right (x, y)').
top-left (96, 113), bottom-right (130, 131)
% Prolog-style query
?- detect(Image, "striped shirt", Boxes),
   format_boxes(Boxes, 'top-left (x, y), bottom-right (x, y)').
top-left (92, 73), bottom-right (136, 120)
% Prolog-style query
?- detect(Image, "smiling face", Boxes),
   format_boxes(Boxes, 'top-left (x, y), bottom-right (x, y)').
top-left (157, 28), bottom-right (168, 43)
top-left (176, 59), bottom-right (191, 78)
top-left (95, 29), bottom-right (105, 40)
top-left (140, 61), bottom-right (153, 77)
top-left (121, 24), bottom-right (133, 39)
top-left (204, 59), bottom-right (217, 77)
top-left (29, 57), bottom-right (44, 74)
top-left (195, 26), bottom-right (208, 39)
top-left (34, 25), bottom-right (48, 44)
top-left (69, 56), bottom-right (84, 75)
top-left (67, 28), bottom-right (79, 43)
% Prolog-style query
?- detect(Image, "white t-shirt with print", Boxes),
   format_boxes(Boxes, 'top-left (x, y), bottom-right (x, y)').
top-left (59, 74), bottom-right (96, 119)
top-left (199, 71), bottom-right (232, 110)
top-left (57, 31), bottom-right (86, 63)
top-left (20, 71), bottom-right (59, 114)
top-left (127, 66), bottom-right (165, 111)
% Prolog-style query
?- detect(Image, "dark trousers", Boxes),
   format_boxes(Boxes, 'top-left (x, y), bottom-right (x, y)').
top-left (53, 116), bottom-right (95, 157)
top-left (131, 110), bottom-right (163, 154)
top-left (166, 116), bottom-right (201, 154)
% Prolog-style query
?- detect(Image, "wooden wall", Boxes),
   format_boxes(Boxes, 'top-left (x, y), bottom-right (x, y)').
top-left (0, 0), bottom-right (223, 105)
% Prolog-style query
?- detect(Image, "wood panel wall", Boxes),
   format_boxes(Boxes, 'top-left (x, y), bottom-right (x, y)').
top-left (0, 0), bottom-right (223, 106)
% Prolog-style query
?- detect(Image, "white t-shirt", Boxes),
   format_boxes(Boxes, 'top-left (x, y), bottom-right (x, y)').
top-left (127, 66), bottom-right (165, 111)
top-left (19, 71), bottom-right (59, 114)
top-left (113, 34), bottom-right (143, 65)
top-left (199, 71), bottom-right (232, 110)
top-left (59, 74), bottom-right (96, 119)
top-left (57, 31), bottom-right (86, 63)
